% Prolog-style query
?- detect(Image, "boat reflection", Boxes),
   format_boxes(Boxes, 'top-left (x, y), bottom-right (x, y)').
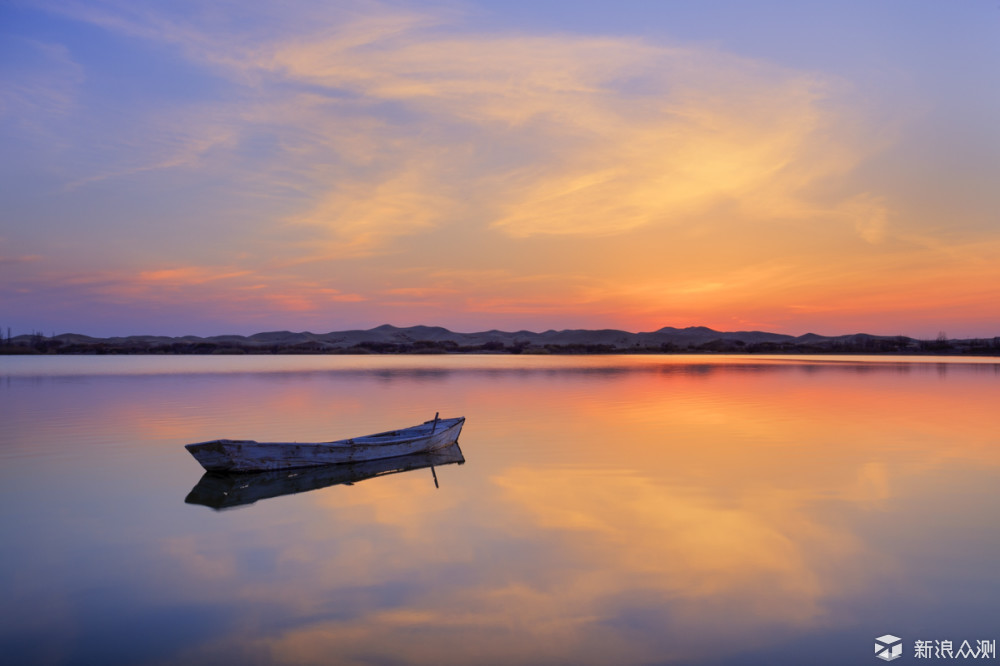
top-left (185, 441), bottom-right (466, 510)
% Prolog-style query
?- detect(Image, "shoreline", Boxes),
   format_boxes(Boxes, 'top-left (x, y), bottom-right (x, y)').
top-left (4, 324), bottom-right (998, 357)
top-left (4, 346), bottom-right (999, 357)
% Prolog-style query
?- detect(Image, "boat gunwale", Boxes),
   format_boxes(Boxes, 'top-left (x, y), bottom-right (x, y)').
top-left (185, 417), bottom-right (465, 451)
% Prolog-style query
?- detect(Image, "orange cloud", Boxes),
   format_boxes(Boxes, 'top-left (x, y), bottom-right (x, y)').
top-left (137, 266), bottom-right (252, 285)
top-left (285, 166), bottom-right (460, 258)
top-left (256, 22), bottom-right (867, 242)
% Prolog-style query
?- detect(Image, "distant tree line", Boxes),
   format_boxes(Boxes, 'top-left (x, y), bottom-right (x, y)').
top-left (3, 330), bottom-right (1000, 355)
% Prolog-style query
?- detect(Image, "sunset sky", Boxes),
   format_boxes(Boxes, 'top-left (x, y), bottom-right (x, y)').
top-left (2, 1), bottom-right (999, 338)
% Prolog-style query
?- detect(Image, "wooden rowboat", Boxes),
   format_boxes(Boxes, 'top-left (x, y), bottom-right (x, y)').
top-left (185, 414), bottom-right (465, 472)
top-left (185, 441), bottom-right (466, 510)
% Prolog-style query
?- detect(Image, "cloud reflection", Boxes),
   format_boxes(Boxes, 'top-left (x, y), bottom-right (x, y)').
top-left (5, 358), bottom-right (1000, 663)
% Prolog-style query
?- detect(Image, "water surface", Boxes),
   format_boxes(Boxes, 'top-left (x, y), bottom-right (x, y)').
top-left (2, 355), bottom-right (998, 664)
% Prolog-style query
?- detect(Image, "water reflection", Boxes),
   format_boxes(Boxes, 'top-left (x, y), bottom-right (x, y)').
top-left (1, 355), bottom-right (999, 665)
top-left (4, 352), bottom-right (999, 379)
top-left (186, 442), bottom-right (466, 510)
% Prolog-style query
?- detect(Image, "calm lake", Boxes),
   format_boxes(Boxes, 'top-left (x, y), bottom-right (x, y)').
top-left (2, 354), bottom-right (998, 665)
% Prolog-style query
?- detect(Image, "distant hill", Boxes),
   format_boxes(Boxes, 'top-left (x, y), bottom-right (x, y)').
top-left (3, 325), bottom-right (999, 355)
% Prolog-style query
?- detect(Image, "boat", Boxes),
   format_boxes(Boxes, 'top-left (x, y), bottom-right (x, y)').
top-left (184, 414), bottom-right (465, 472)
top-left (185, 441), bottom-right (466, 510)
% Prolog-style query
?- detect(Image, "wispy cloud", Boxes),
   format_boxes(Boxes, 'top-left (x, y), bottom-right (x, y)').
top-left (0, 36), bottom-right (85, 147)
top-left (254, 16), bottom-right (864, 239)
top-left (284, 164), bottom-right (461, 258)
top-left (33, 1), bottom-right (873, 247)
top-left (3, 260), bottom-right (366, 325)
top-left (0, 254), bottom-right (43, 267)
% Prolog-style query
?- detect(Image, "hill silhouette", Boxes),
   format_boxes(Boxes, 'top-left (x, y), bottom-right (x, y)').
top-left (3, 325), bottom-right (998, 355)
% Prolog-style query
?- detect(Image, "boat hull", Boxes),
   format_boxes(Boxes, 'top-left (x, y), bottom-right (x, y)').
top-left (185, 416), bottom-right (465, 472)
top-left (185, 442), bottom-right (466, 509)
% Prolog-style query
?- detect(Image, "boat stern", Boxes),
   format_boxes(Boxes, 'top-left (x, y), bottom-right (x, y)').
top-left (426, 416), bottom-right (465, 450)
